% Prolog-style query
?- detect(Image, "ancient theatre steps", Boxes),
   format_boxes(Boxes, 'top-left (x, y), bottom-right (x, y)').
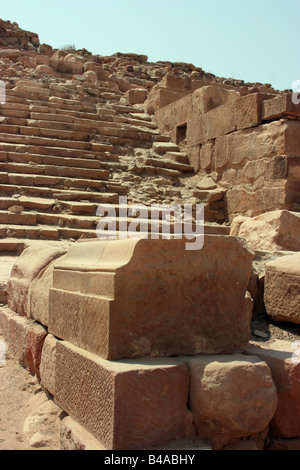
top-left (0, 79), bottom-right (199, 243)
top-left (0, 77), bottom-right (229, 244)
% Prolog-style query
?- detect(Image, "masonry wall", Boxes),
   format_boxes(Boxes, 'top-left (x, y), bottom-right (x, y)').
top-left (154, 87), bottom-right (300, 221)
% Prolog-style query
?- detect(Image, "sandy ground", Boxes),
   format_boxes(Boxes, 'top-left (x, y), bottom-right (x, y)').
top-left (0, 333), bottom-right (61, 451)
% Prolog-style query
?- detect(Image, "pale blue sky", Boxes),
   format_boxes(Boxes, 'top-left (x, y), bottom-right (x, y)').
top-left (1, 0), bottom-right (299, 91)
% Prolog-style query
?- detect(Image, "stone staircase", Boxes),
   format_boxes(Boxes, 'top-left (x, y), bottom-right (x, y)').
top-left (0, 78), bottom-right (229, 248)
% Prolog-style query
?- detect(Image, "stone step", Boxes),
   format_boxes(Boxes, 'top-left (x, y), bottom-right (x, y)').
top-left (114, 115), bottom-right (158, 130)
top-left (152, 142), bottom-right (181, 154)
top-left (0, 102), bottom-right (31, 112)
top-left (36, 212), bottom-right (99, 230)
top-left (192, 188), bottom-right (226, 203)
top-left (52, 107), bottom-right (116, 122)
top-left (0, 132), bottom-right (93, 150)
top-left (141, 156), bottom-right (194, 173)
top-left (6, 196), bottom-right (103, 216)
top-left (0, 162), bottom-right (110, 181)
top-left (0, 107), bottom-right (31, 119)
top-left (0, 183), bottom-right (121, 203)
top-left (13, 83), bottom-right (51, 96)
top-left (27, 118), bottom-right (123, 134)
top-left (47, 97), bottom-right (96, 113)
top-left (1, 172), bottom-right (108, 191)
top-left (0, 197), bottom-right (19, 210)
top-left (30, 112), bottom-right (76, 124)
top-left (0, 116), bottom-right (28, 127)
top-left (0, 124), bottom-right (21, 134)
top-left (0, 238), bottom-right (25, 253)
top-left (0, 210), bottom-right (37, 225)
top-left (27, 143), bottom-right (115, 158)
top-left (145, 165), bottom-right (182, 178)
top-left (110, 103), bottom-right (144, 114)
top-left (1, 224), bottom-right (96, 241)
top-left (95, 223), bottom-right (230, 240)
top-left (3, 152), bottom-right (104, 169)
top-left (3, 222), bottom-right (229, 243)
top-left (128, 112), bottom-right (153, 122)
top-left (17, 196), bottom-right (56, 211)
top-left (0, 145), bottom-right (119, 165)
top-left (165, 151), bottom-right (191, 164)
top-left (19, 125), bottom-right (90, 141)
top-left (0, 224), bottom-right (59, 240)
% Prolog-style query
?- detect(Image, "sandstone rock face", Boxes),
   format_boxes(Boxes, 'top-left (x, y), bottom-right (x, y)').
top-left (39, 334), bottom-right (58, 397)
top-left (264, 253), bottom-right (300, 324)
top-left (247, 341), bottom-right (300, 438)
top-left (48, 236), bottom-right (254, 360)
top-left (231, 210), bottom-right (300, 252)
top-left (0, 307), bottom-right (47, 378)
top-left (7, 243), bottom-right (68, 316)
top-left (186, 354), bottom-right (278, 449)
top-left (55, 340), bottom-right (190, 450)
top-left (27, 253), bottom-right (68, 326)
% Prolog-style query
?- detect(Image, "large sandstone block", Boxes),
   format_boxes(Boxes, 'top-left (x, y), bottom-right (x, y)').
top-left (48, 236), bottom-right (254, 360)
top-left (247, 341), bottom-right (300, 438)
top-left (7, 243), bottom-right (69, 317)
top-left (144, 86), bottom-right (189, 114)
top-left (262, 93), bottom-right (300, 121)
top-left (40, 334), bottom-right (57, 396)
top-left (187, 93), bottom-right (276, 147)
top-left (216, 120), bottom-right (300, 170)
top-left (154, 93), bottom-right (193, 134)
top-left (185, 354), bottom-right (278, 450)
top-left (55, 340), bottom-right (190, 450)
top-left (0, 307), bottom-right (47, 377)
top-left (192, 85), bottom-right (240, 116)
top-left (234, 93), bottom-right (276, 130)
top-left (231, 210), bottom-right (300, 252)
top-left (264, 253), bottom-right (300, 324)
top-left (126, 88), bottom-right (148, 105)
top-left (187, 101), bottom-right (236, 145)
top-left (225, 181), bottom-right (292, 221)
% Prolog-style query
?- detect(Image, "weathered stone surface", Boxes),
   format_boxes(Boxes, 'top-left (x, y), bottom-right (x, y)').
top-left (225, 180), bottom-right (291, 221)
top-left (217, 120), bottom-right (298, 169)
top-left (7, 243), bottom-right (69, 317)
top-left (0, 307), bottom-right (47, 377)
top-left (185, 354), bottom-right (278, 450)
top-left (192, 85), bottom-right (240, 116)
top-left (27, 253), bottom-right (68, 326)
top-left (231, 210), bottom-right (300, 252)
top-left (145, 86), bottom-right (189, 114)
top-left (264, 253), bottom-right (300, 324)
top-left (234, 93), bottom-right (276, 130)
top-left (247, 340), bottom-right (300, 438)
top-left (60, 416), bottom-right (106, 450)
top-left (39, 334), bottom-right (58, 396)
top-left (187, 93), bottom-right (276, 148)
top-left (55, 340), bottom-right (190, 450)
top-left (23, 321), bottom-right (47, 378)
top-left (126, 88), bottom-right (148, 105)
top-left (48, 236), bottom-right (254, 360)
top-left (262, 93), bottom-right (300, 121)
top-left (154, 93), bottom-right (193, 135)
